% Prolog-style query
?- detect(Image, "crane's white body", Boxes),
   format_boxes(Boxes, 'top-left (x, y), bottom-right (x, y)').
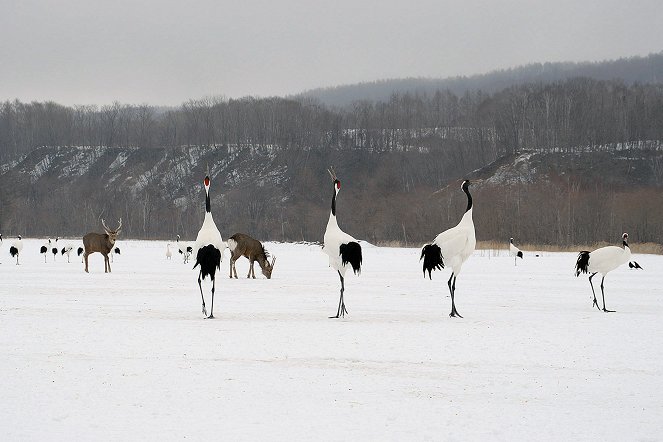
top-left (586, 245), bottom-right (631, 275)
top-left (323, 212), bottom-right (358, 278)
top-left (166, 243), bottom-right (172, 260)
top-left (433, 208), bottom-right (476, 276)
top-left (193, 212), bottom-right (225, 260)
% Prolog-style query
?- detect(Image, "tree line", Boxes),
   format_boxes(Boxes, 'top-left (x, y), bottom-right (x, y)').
top-left (1, 76), bottom-right (662, 247)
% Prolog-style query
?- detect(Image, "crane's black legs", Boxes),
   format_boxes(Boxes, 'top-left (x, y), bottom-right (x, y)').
top-left (197, 272), bottom-right (207, 316)
top-left (207, 277), bottom-right (216, 319)
top-left (447, 273), bottom-right (462, 318)
top-left (588, 273), bottom-right (601, 310)
top-left (330, 271), bottom-right (348, 318)
top-left (600, 276), bottom-right (615, 313)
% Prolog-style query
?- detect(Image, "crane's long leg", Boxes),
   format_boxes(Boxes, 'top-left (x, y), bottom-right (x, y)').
top-left (330, 271), bottom-right (348, 318)
top-left (449, 275), bottom-right (462, 318)
top-left (600, 276), bottom-right (615, 313)
top-left (198, 272), bottom-right (207, 316)
top-left (589, 273), bottom-right (600, 310)
top-left (207, 277), bottom-right (216, 319)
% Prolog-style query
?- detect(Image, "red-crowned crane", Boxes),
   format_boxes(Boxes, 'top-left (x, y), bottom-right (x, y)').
top-left (166, 243), bottom-right (172, 260)
top-left (323, 168), bottom-right (362, 318)
top-left (40, 239), bottom-right (50, 262)
top-left (192, 174), bottom-right (225, 319)
top-left (509, 237), bottom-right (523, 266)
top-left (9, 235), bottom-right (23, 265)
top-left (177, 235), bottom-right (193, 264)
top-left (420, 180), bottom-right (476, 318)
top-left (575, 232), bottom-right (634, 312)
top-left (51, 237), bottom-right (59, 261)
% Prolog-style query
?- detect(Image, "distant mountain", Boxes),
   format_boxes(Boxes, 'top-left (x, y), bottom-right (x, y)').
top-left (298, 52), bottom-right (663, 107)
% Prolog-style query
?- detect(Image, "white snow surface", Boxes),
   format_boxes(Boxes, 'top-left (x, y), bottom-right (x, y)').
top-left (1, 240), bottom-right (662, 440)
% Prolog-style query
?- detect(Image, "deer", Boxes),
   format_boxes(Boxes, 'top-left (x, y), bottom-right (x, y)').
top-left (227, 233), bottom-right (276, 279)
top-left (83, 218), bottom-right (122, 273)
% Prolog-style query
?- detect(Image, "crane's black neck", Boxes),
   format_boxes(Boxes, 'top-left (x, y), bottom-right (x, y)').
top-left (331, 187), bottom-right (336, 216)
top-left (623, 239), bottom-right (629, 248)
top-left (464, 187), bottom-right (472, 212)
top-left (205, 191), bottom-right (211, 213)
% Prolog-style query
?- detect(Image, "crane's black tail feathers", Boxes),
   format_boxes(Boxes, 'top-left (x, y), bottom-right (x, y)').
top-left (40, 246), bottom-right (47, 254)
top-left (10, 246), bottom-right (19, 257)
top-left (420, 244), bottom-right (444, 279)
top-left (629, 261), bottom-right (643, 270)
top-left (77, 247), bottom-right (84, 256)
top-left (517, 251), bottom-right (523, 259)
top-left (193, 244), bottom-right (222, 280)
top-left (340, 241), bottom-right (362, 275)
top-left (575, 251), bottom-right (590, 276)
top-left (114, 247), bottom-right (121, 255)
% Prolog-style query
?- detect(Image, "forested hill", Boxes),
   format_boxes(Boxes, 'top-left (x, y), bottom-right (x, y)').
top-left (1, 72), bottom-right (663, 246)
top-left (299, 52), bottom-right (663, 108)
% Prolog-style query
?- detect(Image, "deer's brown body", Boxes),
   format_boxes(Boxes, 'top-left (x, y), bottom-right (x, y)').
top-left (83, 219), bottom-right (122, 273)
top-left (228, 233), bottom-right (276, 279)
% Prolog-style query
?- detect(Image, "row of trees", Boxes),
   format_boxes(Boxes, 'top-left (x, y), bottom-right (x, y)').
top-left (2, 78), bottom-right (663, 164)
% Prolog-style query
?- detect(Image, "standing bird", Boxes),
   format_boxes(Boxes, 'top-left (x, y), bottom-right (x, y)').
top-left (192, 174), bottom-right (225, 319)
top-left (177, 235), bottom-right (193, 264)
top-left (40, 239), bottom-right (50, 262)
top-left (323, 168), bottom-right (362, 318)
top-left (10, 235), bottom-right (23, 265)
top-left (421, 180), bottom-right (476, 318)
top-left (575, 233), bottom-right (633, 312)
top-left (166, 243), bottom-right (172, 260)
top-left (77, 246), bottom-right (85, 262)
top-left (51, 237), bottom-right (59, 261)
top-left (509, 237), bottom-right (524, 266)
top-left (61, 243), bottom-right (74, 263)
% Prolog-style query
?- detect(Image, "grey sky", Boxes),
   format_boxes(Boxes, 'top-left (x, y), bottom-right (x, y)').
top-left (1, 0), bottom-right (661, 106)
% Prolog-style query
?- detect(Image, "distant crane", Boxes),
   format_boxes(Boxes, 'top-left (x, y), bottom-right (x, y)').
top-left (575, 232), bottom-right (633, 312)
top-left (509, 237), bottom-right (524, 266)
top-left (40, 239), bottom-right (50, 263)
top-left (323, 168), bottom-right (362, 318)
top-left (421, 180), bottom-right (476, 318)
top-left (177, 235), bottom-right (193, 264)
top-left (51, 237), bottom-right (59, 261)
top-left (192, 173), bottom-right (225, 319)
top-left (61, 243), bottom-right (74, 263)
top-left (166, 243), bottom-right (172, 260)
top-left (9, 235), bottom-right (23, 265)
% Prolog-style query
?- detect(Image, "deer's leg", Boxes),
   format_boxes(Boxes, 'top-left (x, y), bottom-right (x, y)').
top-left (247, 260), bottom-right (252, 278)
top-left (84, 252), bottom-right (89, 273)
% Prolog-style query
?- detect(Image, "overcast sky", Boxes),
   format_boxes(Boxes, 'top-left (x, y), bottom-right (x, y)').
top-left (1, 0), bottom-right (661, 106)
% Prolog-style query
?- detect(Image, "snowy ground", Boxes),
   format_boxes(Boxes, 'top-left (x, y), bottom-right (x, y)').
top-left (1, 239), bottom-right (662, 440)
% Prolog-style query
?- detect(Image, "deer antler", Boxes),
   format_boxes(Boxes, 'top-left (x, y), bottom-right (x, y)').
top-left (101, 219), bottom-right (111, 232)
top-left (116, 218), bottom-right (122, 231)
top-left (327, 166), bottom-right (337, 181)
top-left (271, 256), bottom-right (276, 268)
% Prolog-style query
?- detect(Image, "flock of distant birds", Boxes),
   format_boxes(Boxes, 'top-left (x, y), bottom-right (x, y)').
top-left (0, 170), bottom-right (645, 318)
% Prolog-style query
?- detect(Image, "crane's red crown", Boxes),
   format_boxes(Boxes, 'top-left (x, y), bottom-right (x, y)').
top-left (335, 179), bottom-right (341, 190)
top-left (204, 176), bottom-right (210, 187)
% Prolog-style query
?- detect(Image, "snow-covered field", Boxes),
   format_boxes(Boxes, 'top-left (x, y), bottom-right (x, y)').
top-left (1, 239), bottom-right (662, 440)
